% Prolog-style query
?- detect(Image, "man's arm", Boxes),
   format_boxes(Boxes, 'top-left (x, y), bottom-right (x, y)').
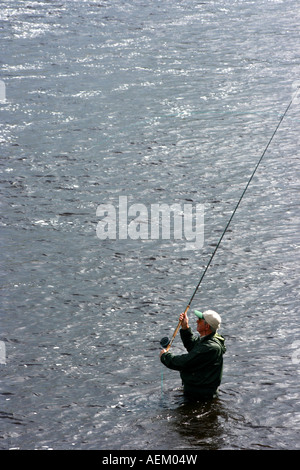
top-left (160, 349), bottom-right (192, 371)
top-left (159, 311), bottom-right (196, 360)
top-left (179, 311), bottom-right (197, 352)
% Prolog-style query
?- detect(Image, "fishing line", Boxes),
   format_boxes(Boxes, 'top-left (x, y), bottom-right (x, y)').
top-left (160, 363), bottom-right (164, 399)
top-left (161, 88), bottom-right (298, 354)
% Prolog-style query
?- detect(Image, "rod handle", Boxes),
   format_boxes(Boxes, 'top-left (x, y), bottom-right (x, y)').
top-left (165, 305), bottom-right (190, 352)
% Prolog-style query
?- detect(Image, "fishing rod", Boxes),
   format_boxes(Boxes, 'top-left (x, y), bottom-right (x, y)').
top-left (160, 88), bottom-right (299, 352)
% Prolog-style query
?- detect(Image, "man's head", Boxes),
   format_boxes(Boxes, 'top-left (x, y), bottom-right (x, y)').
top-left (194, 310), bottom-right (221, 336)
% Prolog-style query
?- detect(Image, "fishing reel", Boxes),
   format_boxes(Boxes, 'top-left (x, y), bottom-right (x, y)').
top-left (160, 336), bottom-right (170, 349)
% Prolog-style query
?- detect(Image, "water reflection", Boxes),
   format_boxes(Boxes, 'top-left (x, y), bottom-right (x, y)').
top-left (160, 389), bottom-right (228, 450)
top-left (176, 400), bottom-right (227, 449)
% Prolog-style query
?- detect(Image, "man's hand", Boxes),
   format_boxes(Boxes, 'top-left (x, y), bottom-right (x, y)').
top-left (179, 311), bottom-right (189, 330)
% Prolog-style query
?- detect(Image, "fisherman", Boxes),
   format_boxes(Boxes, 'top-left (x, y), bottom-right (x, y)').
top-left (160, 310), bottom-right (226, 401)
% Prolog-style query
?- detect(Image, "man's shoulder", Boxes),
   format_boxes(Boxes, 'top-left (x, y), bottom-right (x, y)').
top-left (209, 333), bottom-right (226, 353)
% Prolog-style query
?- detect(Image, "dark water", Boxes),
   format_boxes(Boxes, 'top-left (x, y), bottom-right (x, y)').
top-left (1, 0), bottom-right (300, 450)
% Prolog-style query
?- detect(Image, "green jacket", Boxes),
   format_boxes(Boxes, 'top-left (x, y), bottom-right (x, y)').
top-left (160, 327), bottom-right (226, 398)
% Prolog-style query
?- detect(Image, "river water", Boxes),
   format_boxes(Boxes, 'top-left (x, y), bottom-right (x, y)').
top-left (1, 0), bottom-right (300, 450)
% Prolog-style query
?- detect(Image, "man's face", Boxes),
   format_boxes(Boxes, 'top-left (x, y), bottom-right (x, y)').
top-left (196, 318), bottom-right (207, 336)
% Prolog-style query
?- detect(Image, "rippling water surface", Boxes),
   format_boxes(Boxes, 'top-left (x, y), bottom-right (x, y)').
top-left (1, 0), bottom-right (300, 450)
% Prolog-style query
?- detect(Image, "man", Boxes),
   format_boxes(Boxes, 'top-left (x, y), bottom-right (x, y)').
top-left (160, 309), bottom-right (226, 400)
